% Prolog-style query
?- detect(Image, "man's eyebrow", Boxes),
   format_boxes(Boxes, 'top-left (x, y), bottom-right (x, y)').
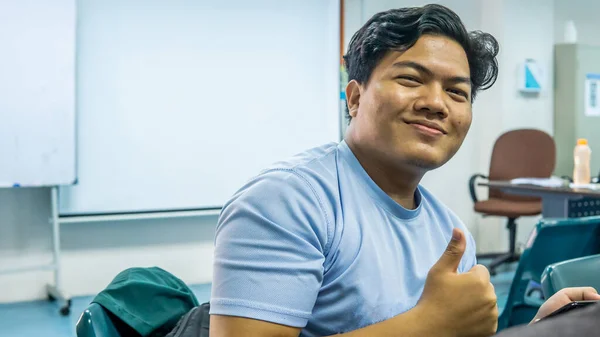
top-left (391, 61), bottom-right (471, 85)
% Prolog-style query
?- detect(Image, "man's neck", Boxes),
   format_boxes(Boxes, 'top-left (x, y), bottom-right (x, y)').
top-left (345, 139), bottom-right (424, 210)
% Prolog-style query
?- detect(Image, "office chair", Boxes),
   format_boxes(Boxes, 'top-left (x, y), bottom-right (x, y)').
top-left (497, 216), bottom-right (600, 330)
top-left (541, 254), bottom-right (600, 298)
top-left (470, 129), bottom-right (556, 275)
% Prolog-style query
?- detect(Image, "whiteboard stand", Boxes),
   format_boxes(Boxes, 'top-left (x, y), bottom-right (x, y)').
top-left (47, 186), bottom-right (71, 316)
top-left (0, 187), bottom-right (71, 315)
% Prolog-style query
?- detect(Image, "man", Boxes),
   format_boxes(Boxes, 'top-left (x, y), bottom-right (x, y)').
top-left (209, 4), bottom-right (600, 337)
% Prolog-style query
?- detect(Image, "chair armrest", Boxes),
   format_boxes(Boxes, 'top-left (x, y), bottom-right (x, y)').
top-left (541, 266), bottom-right (555, 299)
top-left (469, 174), bottom-right (488, 203)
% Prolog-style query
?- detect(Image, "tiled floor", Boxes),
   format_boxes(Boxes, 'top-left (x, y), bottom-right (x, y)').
top-left (0, 263), bottom-right (517, 337)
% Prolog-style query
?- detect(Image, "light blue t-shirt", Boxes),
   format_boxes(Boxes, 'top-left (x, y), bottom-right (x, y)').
top-left (210, 141), bottom-right (477, 336)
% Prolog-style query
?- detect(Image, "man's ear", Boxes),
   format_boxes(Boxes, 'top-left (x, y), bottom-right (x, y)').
top-left (345, 80), bottom-right (361, 118)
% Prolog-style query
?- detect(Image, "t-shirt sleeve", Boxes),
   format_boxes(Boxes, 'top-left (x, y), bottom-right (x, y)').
top-left (209, 169), bottom-right (331, 328)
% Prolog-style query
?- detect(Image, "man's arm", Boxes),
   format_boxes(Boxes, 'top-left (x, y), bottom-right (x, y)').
top-left (211, 228), bottom-right (499, 337)
top-left (210, 307), bottom-right (429, 337)
top-left (210, 170), bottom-right (331, 333)
top-left (210, 315), bottom-right (301, 337)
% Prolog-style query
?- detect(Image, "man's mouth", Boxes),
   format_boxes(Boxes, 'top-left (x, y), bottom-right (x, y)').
top-left (405, 120), bottom-right (447, 136)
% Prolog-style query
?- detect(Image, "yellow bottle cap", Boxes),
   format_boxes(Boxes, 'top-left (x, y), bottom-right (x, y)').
top-left (577, 138), bottom-right (588, 145)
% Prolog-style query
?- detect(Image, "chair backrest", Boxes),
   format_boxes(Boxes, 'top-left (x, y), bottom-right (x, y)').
top-left (498, 216), bottom-right (600, 330)
top-left (541, 254), bottom-right (600, 298)
top-left (488, 129), bottom-right (556, 201)
top-left (76, 303), bottom-right (121, 337)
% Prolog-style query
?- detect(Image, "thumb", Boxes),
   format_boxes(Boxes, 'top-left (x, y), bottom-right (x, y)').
top-left (433, 228), bottom-right (466, 273)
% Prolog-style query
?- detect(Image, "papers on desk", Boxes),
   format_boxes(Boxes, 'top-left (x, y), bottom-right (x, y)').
top-left (570, 183), bottom-right (600, 190)
top-left (509, 177), bottom-right (600, 190)
top-left (510, 177), bottom-right (566, 188)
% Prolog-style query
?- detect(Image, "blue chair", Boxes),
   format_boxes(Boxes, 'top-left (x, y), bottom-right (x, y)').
top-left (76, 303), bottom-right (121, 337)
top-left (497, 216), bottom-right (600, 331)
top-left (541, 254), bottom-right (600, 298)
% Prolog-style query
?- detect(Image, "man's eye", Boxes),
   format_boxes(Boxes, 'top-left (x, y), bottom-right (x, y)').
top-left (447, 88), bottom-right (468, 99)
top-left (396, 76), bottom-right (421, 84)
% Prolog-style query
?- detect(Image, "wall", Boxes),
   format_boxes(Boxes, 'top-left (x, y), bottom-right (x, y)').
top-left (554, 0), bottom-right (600, 46)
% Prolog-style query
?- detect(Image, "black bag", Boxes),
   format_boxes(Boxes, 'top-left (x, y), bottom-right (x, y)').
top-left (165, 302), bottom-right (210, 337)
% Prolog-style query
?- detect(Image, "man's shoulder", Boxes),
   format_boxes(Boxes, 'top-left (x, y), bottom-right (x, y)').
top-left (266, 142), bottom-right (340, 173)
top-left (418, 185), bottom-right (458, 219)
top-left (219, 143), bottom-right (341, 254)
top-left (224, 142), bottom-right (341, 216)
top-left (245, 142), bottom-right (341, 194)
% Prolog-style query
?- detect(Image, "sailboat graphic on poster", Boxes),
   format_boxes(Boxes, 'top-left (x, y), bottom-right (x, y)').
top-left (518, 59), bottom-right (543, 93)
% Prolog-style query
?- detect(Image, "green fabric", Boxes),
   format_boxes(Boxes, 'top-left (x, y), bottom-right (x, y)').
top-left (93, 267), bottom-right (199, 337)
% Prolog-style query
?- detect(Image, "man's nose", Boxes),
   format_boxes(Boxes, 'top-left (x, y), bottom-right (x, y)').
top-left (414, 85), bottom-right (449, 118)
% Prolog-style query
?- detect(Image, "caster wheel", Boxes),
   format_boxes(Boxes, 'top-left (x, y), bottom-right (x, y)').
top-left (60, 305), bottom-right (70, 316)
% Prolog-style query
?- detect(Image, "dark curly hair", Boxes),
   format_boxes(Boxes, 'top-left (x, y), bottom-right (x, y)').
top-left (343, 4), bottom-right (499, 121)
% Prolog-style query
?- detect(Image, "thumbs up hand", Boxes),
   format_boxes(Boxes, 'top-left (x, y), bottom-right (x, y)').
top-left (414, 228), bottom-right (498, 337)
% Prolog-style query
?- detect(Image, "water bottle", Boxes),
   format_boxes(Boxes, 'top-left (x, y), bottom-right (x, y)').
top-left (573, 138), bottom-right (592, 185)
top-left (564, 20), bottom-right (578, 43)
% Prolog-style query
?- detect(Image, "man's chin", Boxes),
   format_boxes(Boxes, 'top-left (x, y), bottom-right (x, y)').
top-left (405, 154), bottom-right (447, 171)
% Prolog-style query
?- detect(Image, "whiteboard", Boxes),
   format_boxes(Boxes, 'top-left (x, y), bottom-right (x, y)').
top-left (0, 0), bottom-right (76, 187)
top-left (58, 0), bottom-right (341, 215)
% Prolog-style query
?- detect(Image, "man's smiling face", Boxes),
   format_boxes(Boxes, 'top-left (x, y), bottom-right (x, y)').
top-left (346, 34), bottom-right (473, 171)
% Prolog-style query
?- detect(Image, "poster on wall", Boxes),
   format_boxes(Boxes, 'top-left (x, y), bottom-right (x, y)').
top-left (584, 73), bottom-right (600, 117)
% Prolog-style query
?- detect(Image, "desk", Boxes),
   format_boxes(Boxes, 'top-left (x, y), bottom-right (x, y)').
top-left (479, 181), bottom-right (600, 218)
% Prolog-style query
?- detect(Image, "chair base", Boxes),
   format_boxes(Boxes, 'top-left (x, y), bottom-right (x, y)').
top-left (47, 284), bottom-right (71, 316)
top-left (484, 217), bottom-right (520, 275)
